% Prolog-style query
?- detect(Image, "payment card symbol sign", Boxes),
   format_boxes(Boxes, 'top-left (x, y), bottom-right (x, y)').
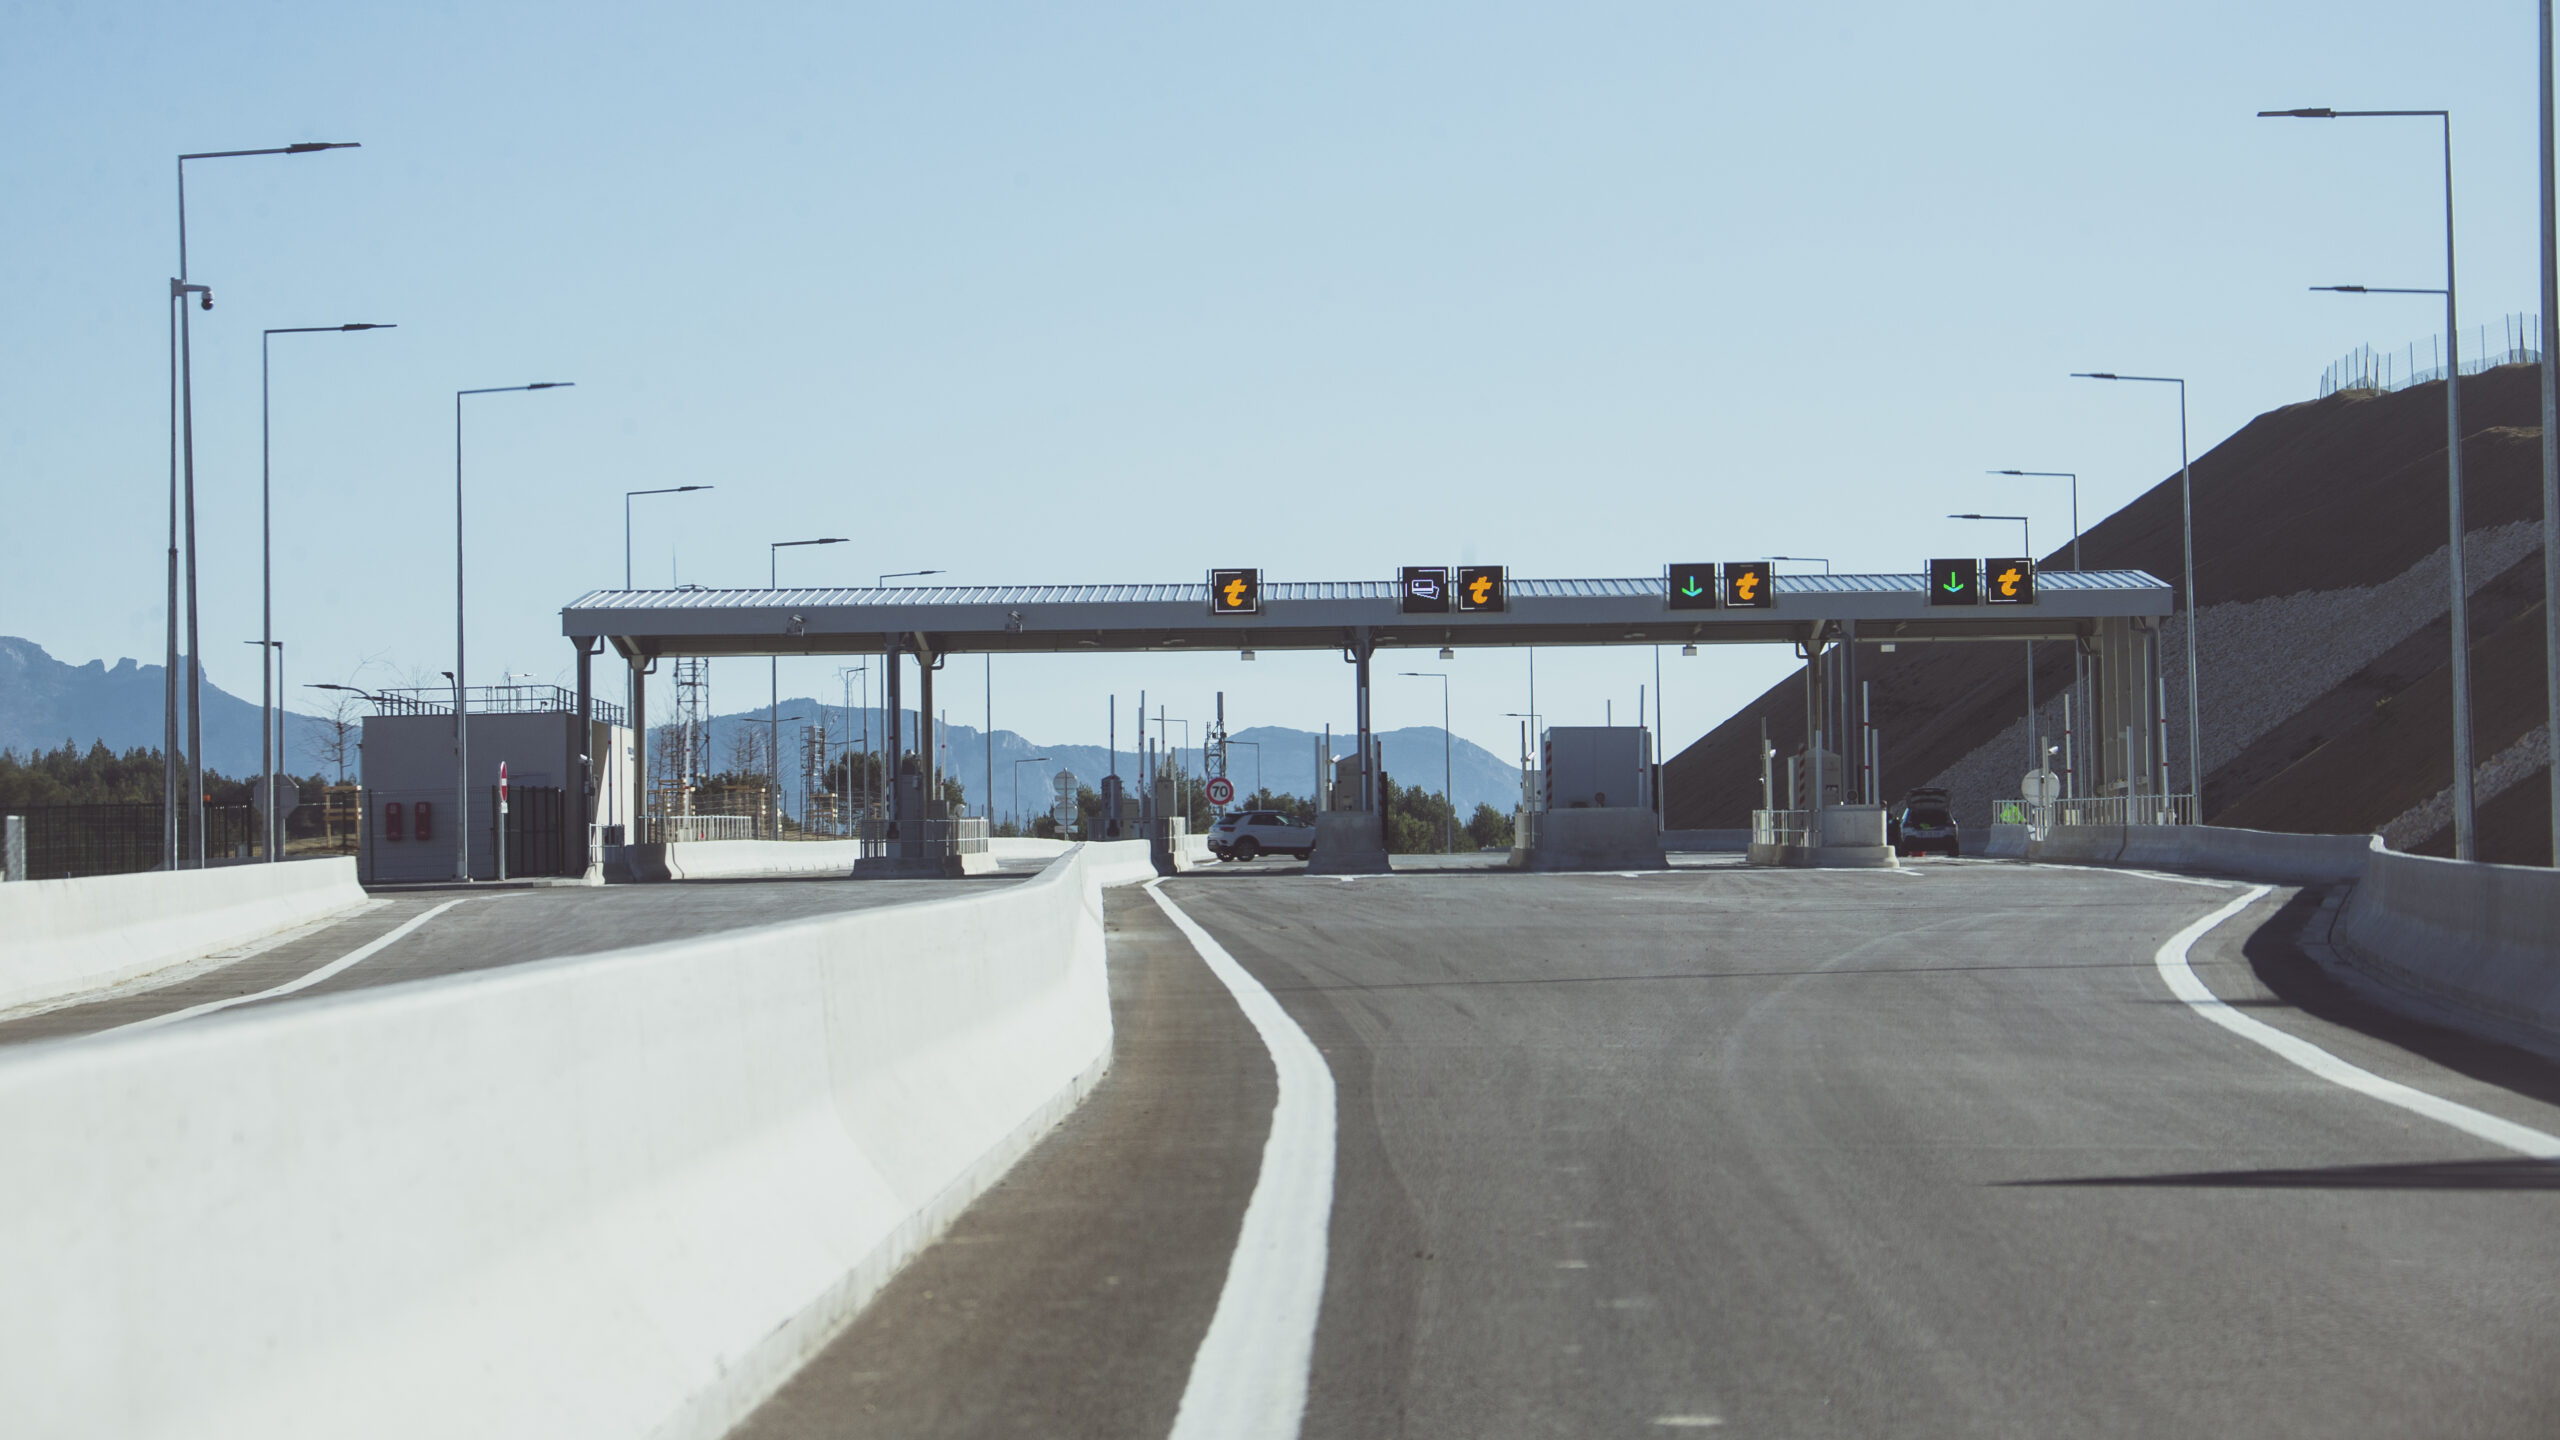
top-left (1929, 558), bottom-right (1979, 606)
top-left (1984, 557), bottom-right (2035, 605)
top-left (1722, 561), bottom-right (1773, 609)
top-left (1401, 565), bottom-right (1451, 614)
top-left (1456, 565), bottom-right (1507, 613)
top-left (1209, 568), bottom-right (1262, 615)
top-left (1668, 564), bottom-right (1716, 611)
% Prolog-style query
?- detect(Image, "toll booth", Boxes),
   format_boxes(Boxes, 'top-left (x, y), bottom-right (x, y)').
top-left (357, 686), bottom-right (631, 885)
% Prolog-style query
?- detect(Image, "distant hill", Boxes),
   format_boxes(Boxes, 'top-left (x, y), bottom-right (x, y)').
top-left (683, 704), bottom-right (1524, 822)
top-left (1663, 364), bottom-right (2554, 865)
top-left (0, 637), bottom-right (342, 779)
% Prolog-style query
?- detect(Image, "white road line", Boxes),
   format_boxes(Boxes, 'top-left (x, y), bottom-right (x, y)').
top-left (2156, 885), bottom-right (2560, 1159)
top-left (1145, 879), bottom-right (1337, 1440)
top-left (99, 899), bottom-right (471, 1038)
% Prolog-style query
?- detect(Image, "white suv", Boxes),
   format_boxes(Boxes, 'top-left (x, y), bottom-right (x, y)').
top-left (1208, 809), bottom-right (1317, 861)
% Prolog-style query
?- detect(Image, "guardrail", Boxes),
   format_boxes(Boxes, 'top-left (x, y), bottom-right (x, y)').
top-left (854, 816), bottom-right (989, 856)
top-left (638, 814), bottom-right (758, 844)
top-left (1751, 809), bottom-right (1810, 847)
top-left (2053, 794), bottom-right (2196, 828)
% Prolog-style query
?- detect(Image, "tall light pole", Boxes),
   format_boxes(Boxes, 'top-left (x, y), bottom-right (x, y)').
top-left (1227, 740), bottom-right (1262, 803)
top-left (1990, 470), bottom-right (2084, 797)
top-left (167, 139), bottom-right (358, 869)
top-left (1953, 514), bottom-right (2037, 784)
top-left (624, 485), bottom-right (712, 587)
top-left (1987, 471), bottom-right (2081, 568)
top-left (1013, 756), bottom-right (1050, 828)
top-left (2543, 1), bottom-right (2560, 866)
top-left (773, 538), bottom-right (849, 835)
top-left (1400, 671), bottom-right (1454, 852)
top-left (243, 640), bottom-right (283, 857)
top-left (837, 664), bottom-right (867, 832)
top-left (1766, 555), bottom-right (1831, 573)
top-left (879, 569), bottom-right (943, 587)
top-left (2072, 372), bottom-right (2201, 812)
top-left (2263, 105), bottom-right (2474, 859)
top-left (264, 323), bottom-right (392, 864)
top-left (455, 383), bottom-right (574, 881)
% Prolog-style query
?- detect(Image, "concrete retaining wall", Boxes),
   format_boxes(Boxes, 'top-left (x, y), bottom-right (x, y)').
top-left (0, 858), bottom-right (367, 1015)
top-left (1527, 808), bottom-right (1666, 871)
top-left (0, 844), bottom-right (1138, 1439)
top-left (2028, 824), bottom-right (2371, 885)
top-left (624, 839), bottom-right (870, 882)
top-left (2334, 839), bottom-right (2560, 1049)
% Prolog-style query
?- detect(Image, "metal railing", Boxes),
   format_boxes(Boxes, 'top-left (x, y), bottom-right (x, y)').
top-left (854, 815), bottom-right (990, 857)
top-left (2053, 793), bottom-right (2196, 828)
top-left (638, 814), bottom-right (758, 844)
top-left (2318, 313), bottom-right (2541, 398)
top-left (370, 684), bottom-right (626, 725)
top-left (1751, 809), bottom-right (1810, 847)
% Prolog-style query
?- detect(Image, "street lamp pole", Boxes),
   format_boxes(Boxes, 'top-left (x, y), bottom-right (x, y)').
top-left (2263, 105), bottom-right (2475, 860)
top-left (2072, 372), bottom-right (2201, 813)
top-left (1227, 740), bottom-right (1263, 802)
top-left (167, 140), bottom-right (358, 869)
top-left (264, 324), bottom-right (392, 864)
top-left (773, 538), bottom-right (850, 836)
top-left (2544, 6), bottom-right (2560, 865)
top-left (455, 383), bottom-right (574, 881)
top-left (1953, 514), bottom-right (2037, 783)
top-left (1766, 556), bottom-right (1831, 573)
top-left (1401, 671), bottom-right (1453, 851)
top-left (1988, 471), bottom-right (2081, 568)
top-left (624, 486), bottom-right (713, 588)
top-left (1013, 756), bottom-right (1051, 829)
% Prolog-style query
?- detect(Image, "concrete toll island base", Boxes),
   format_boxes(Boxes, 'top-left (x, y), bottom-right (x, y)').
top-left (1521, 807), bottom-right (1668, 871)
top-left (0, 857), bottom-right (367, 1014)
top-left (1747, 805), bottom-right (1899, 869)
top-left (0, 841), bottom-right (1152, 1440)
top-left (1307, 811), bottom-right (1391, 875)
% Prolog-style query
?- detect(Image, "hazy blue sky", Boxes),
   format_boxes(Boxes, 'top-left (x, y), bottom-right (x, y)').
top-left (2, 1), bottom-right (2549, 768)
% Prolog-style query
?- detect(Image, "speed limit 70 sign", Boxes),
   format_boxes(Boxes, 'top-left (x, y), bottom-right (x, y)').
top-left (1206, 776), bottom-right (1235, 807)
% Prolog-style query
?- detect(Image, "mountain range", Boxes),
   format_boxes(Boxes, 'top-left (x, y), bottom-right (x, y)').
top-left (0, 637), bottom-right (345, 781)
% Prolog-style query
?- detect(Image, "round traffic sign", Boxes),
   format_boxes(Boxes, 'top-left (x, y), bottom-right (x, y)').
top-left (1206, 776), bottom-right (1235, 806)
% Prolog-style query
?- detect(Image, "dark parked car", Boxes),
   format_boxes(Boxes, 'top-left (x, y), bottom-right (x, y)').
top-left (1891, 789), bottom-right (1960, 857)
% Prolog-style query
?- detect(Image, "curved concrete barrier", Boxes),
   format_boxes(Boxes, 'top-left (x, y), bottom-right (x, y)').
top-left (2026, 824), bottom-right (2370, 885)
top-left (988, 837), bottom-right (1074, 861)
top-left (624, 838), bottom-right (870, 882)
top-left (0, 844), bottom-right (1132, 1440)
top-left (2334, 837), bottom-right (2560, 1050)
top-left (0, 858), bottom-right (366, 1015)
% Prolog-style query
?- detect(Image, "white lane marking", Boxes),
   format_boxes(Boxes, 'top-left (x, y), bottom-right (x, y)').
top-left (99, 899), bottom-right (471, 1038)
top-left (2156, 885), bottom-right (2560, 1159)
top-left (1651, 1417), bottom-right (1724, 1428)
top-left (1146, 880), bottom-right (1338, 1440)
top-left (0, 898), bottom-right (388, 1024)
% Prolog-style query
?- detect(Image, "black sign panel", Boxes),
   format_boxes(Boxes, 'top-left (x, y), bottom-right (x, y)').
top-left (1929, 558), bottom-right (1979, 606)
top-left (1984, 557), bottom-right (2035, 605)
top-left (1455, 565), bottom-right (1507, 613)
top-left (1209, 568), bottom-right (1262, 615)
top-left (1400, 565), bottom-right (1451, 614)
top-left (1723, 560), bottom-right (1773, 609)
top-left (1667, 563), bottom-right (1717, 611)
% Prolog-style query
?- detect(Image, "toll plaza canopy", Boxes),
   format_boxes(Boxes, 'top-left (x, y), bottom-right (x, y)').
top-left (562, 570), bottom-right (2175, 659)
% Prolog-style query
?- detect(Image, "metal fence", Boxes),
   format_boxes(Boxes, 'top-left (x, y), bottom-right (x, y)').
top-left (638, 814), bottom-right (758, 843)
top-left (369, 684), bottom-right (626, 725)
top-left (2318, 313), bottom-right (2541, 398)
top-left (2053, 794), bottom-right (2197, 828)
top-left (853, 815), bottom-right (990, 857)
top-left (3, 803), bottom-right (261, 880)
top-left (1751, 809), bottom-right (1810, 847)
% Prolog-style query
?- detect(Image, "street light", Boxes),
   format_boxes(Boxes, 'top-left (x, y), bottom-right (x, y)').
top-left (1988, 471), bottom-right (2081, 568)
top-left (263, 323), bottom-right (392, 865)
top-left (878, 569), bottom-right (944, 587)
top-left (1012, 756), bottom-right (1050, 829)
top-left (244, 640), bottom-right (284, 858)
top-left (1766, 555), bottom-right (1831, 573)
top-left (455, 382), bottom-right (574, 880)
top-left (1399, 672), bottom-right (1454, 852)
top-left (1227, 740), bottom-right (1263, 803)
top-left (625, 485), bottom-right (713, 588)
top-left (1948, 514), bottom-right (2030, 553)
top-left (2263, 104), bottom-right (2475, 859)
top-left (774, 538), bottom-right (850, 835)
top-left (166, 139), bottom-right (360, 869)
top-left (2071, 371), bottom-right (2200, 813)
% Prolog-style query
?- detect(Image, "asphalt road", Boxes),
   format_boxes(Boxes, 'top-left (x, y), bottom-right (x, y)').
top-left (735, 861), bottom-right (2560, 1439)
top-left (0, 869), bottom-right (1035, 1046)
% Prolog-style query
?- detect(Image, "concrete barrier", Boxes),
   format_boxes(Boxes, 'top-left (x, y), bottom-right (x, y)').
top-left (0, 858), bottom-right (367, 1015)
top-left (2027, 824), bottom-right (2371, 885)
top-left (988, 837), bottom-right (1074, 861)
top-left (623, 839), bottom-right (871, 882)
top-left (1525, 807), bottom-right (1666, 871)
top-left (2333, 837), bottom-right (2560, 1050)
top-left (1984, 823), bottom-right (2032, 859)
top-left (0, 843), bottom-right (1138, 1440)
top-left (1308, 811), bottom-right (1390, 875)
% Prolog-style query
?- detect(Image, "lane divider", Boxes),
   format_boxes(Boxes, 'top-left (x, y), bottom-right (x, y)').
top-left (1145, 879), bottom-right (1338, 1440)
top-left (99, 899), bottom-right (472, 1039)
top-left (2155, 884), bottom-right (2560, 1159)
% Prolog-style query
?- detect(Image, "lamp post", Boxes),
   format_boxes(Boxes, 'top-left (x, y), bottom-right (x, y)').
top-left (455, 383), bottom-right (574, 881)
top-left (773, 538), bottom-right (849, 836)
top-left (1227, 740), bottom-right (1262, 803)
top-left (2071, 372), bottom-right (2201, 813)
top-left (243, 640), bottom-right (282, 857)
top-left (1013, 756), bottom-right (1051, 829)
top-left (2545, 2), bottom-right (2560, 867)
top-left (1766, 555), bottom-right (1831, 573)
top-left (838, 664), bottom-right (867, 833)
top-left (1400, 671), bottom-right (1454, 852)
top-left (166, 140), bottom-right (359, 869)
top-left (264, 323), bottom-right (392, 864)
top-left (1989, 470), bottom-right (2084, 795)
top-left (2262, 105), bottom-right (2475, 860)
top-left (878, 569), bottom-right (943, 587)
top-left (624, 485), bottom-right (712, 587)
top-left (1987, 471), bottom-right (2081, 568)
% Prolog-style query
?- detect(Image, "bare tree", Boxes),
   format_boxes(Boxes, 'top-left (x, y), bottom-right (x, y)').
top-left (317, 691), bottom-right (364, 785)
